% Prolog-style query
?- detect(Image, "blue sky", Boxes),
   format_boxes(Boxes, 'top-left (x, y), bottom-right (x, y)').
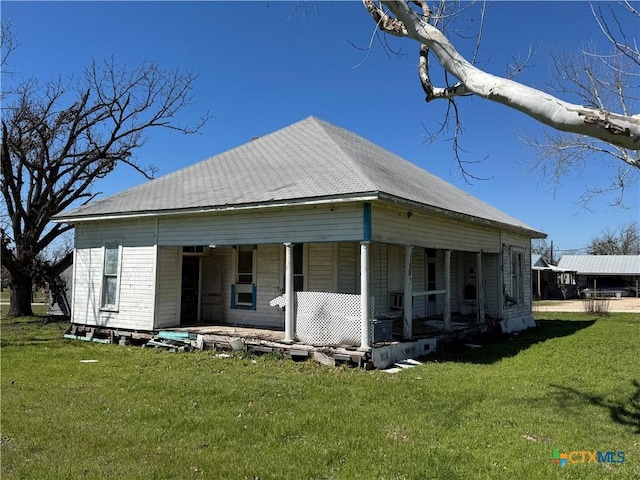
top-left (3, 1), bottom-right (638, 255)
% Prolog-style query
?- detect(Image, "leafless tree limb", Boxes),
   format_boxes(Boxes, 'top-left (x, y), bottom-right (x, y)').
top-left (1, 57), bottom-right (211, 316)
top-left (363, 0), bottom-right (640, 151)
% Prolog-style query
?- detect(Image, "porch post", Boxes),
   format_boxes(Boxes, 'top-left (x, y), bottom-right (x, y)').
top-left (444, 250), bottom-right (452, 331)
top-left (537, 270), bottom-right (541, 298)
top-left (284, 243), bottom-right (295, 343)
top-left (403, 246), bottom-right (413, 339)
top-left (360, 241), bottom-right (371, 350)
top-left (476, 252), bottom-right (485, 323)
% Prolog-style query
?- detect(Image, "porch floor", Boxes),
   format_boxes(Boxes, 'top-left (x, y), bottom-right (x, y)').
top-left (168, 324), bottom-right (285, 342)
top-left (164, 314), bottom-right (495, 352)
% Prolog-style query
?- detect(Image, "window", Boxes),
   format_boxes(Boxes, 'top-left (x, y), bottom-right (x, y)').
top-left (293, 244), bottom-right (304, 292)
top-left (511, 249), bottom-right (524, 302)
top-left (233, 245), bottom-right (256, 309)
top-left (183, 246), bottom-right (205, 254)
top-left (237, 246), bottom-right (254, 284)
top-left (101, 244), bottom-right (121, 309)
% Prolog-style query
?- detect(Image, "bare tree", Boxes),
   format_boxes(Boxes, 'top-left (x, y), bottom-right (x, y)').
top-left (587, 222), bottom-right (640, 255)
top-left (0, 20), bottom-right (18, 70)
top-left (1, 49), bottom-right (210, 316)
top-left (523, 3), bottom-right (639, 207)
top-left (532, 239), bottom-right (558, 265)
top-left (362, 1), bottom-right (640, 154)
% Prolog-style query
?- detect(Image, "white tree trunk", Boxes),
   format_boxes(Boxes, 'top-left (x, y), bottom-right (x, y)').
top-left (379, 1), bottom-right (640, 151)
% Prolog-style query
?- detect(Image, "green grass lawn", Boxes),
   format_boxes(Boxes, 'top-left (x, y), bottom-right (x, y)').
top-left (1, 312), bottom-right (638, 479)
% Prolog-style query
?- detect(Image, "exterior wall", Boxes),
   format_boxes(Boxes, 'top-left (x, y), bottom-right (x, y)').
top-left (307, 243), bottom-right (336, 291)
top-left (73, 219), bottom-right (157, 330)
top-left (222, 245), bottom-right (285, 329)
top-left (501, 231), bottom-right (533, 321)
top-left (156, 203), bottom-right (364, 246)
top-left (69, 201), bottom-right (535, 333)
top-left (371, 203), bottom-right (501, 253)
top-left (154, 246), bottom-right (180, 328)
top-left (370, 203), bottom-right (533, 322)
top-left (337, 242), bottom-right (358, 294)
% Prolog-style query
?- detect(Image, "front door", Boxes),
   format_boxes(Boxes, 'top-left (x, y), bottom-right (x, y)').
top-left (181, 257), bottom-right (200, 324)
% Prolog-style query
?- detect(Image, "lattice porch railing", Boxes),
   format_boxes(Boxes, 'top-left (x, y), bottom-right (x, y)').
top-left (295, 292), bottom-right (374, 347)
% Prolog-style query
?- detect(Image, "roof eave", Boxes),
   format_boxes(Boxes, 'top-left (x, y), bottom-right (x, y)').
top-left (52, 192), bottom-right (382, 224)
top-left (54, 191), bottom-right (547, 240)
top-left (375, 193), bottom-right (547, 239)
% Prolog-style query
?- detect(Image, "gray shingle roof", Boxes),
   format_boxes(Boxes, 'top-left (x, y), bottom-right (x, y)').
top-left (557, 255), bottom-right (640, 275)
top-left (55, 116), bottom-right (543, 235)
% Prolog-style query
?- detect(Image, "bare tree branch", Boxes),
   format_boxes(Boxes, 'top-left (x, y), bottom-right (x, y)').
top-left (363, 0), bottom-right (640, 151)
top-left (1, 57), bottom-right (211, 316)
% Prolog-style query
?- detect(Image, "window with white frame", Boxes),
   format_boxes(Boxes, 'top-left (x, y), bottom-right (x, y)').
top-left (511, 249), bottom-right (524, 302)
top-left (101, 244), bottom-right (121, 309)
top-left (233, 245), bottom-right (256, 309)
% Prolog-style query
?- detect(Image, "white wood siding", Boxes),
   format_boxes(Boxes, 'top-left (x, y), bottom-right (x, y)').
top-left (221, 245), bottom-right (285, 329)
top-left (73, 219), bottom-right (157, 330)
top-left (157, 204), bottom-right (364, 246)
top-left (307, 243), bottom-right (336, 291)
top-left (72, 247), bottom-right (103, 326)
top-left (75, 219), bottom-right (157, 249)
top-left (113, 246), bottom-right (155, 329)
top-left (371, 204), bottom-right (501, 253)
top-left (155, 246), bottom-right (180, 328)
top-left (337, 242), bottom-right (358, 294)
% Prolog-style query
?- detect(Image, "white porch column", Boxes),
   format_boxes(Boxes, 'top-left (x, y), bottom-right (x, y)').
top-left (444, 250), bottom-right (452, 331)
top-left (403, 246), bottom-right (413, 339)
top-left (359, 241), bottom-right (371, 350)
top-left (476, 252), bottom-right (485, 323)
top-left (284, 243), bottom-right (295, 343)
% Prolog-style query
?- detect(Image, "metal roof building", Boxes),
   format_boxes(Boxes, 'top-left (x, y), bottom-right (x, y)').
top-left (557, 255), bottom-right (640, 275)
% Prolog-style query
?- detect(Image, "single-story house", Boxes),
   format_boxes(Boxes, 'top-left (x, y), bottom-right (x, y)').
top-left (53, 116), bottom-right (546, 367)
top-left (531, 255), bottom-right (577, 300)
top-left (557, 255), bottom-right (640, 297)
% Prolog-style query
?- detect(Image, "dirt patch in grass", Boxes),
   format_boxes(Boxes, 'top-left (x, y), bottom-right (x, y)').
top-left (534, 297), bottom-right (640, 313)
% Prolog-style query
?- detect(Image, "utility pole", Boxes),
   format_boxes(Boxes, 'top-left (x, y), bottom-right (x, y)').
top-left (550, 240), bottom-right (554, 265)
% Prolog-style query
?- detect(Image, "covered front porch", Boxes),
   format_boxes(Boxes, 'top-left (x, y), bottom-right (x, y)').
top-left (162, 240), bottom-right (505, 337)
top-left (150, 240), bottom-right (507, 368)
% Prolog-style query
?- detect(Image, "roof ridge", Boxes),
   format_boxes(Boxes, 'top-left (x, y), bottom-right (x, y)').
top-left (307, 117), bottom-right (379, 192)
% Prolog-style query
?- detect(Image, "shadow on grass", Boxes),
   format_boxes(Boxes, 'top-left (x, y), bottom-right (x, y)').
top-left (550, 381), bottom-right (640, 434)
top-left (3, 314), bottom-right (70, 325)
top-left (0, 315), bottom-right (71, 348)
top-left (425, 319), bottom-right (596, 364)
